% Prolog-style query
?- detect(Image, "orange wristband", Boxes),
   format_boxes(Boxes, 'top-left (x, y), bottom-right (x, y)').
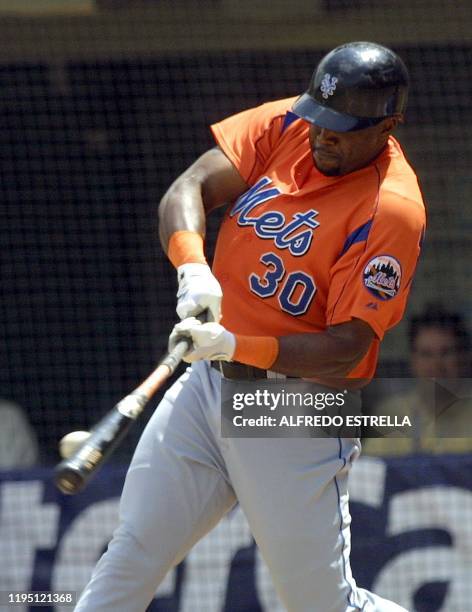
top-left (233, 335), bottom-right (279, 370)
top-left (167, 231), bottom-right (207, 267)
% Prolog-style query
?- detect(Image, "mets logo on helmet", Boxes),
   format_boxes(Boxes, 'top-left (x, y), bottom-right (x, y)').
top-left (363, 255), bottom-right (402, 301)
top-left (320, 73), bottom-right (338, 99)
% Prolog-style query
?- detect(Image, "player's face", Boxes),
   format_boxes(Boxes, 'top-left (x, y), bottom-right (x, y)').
top-left (308, 119), bottom-right (396, 176)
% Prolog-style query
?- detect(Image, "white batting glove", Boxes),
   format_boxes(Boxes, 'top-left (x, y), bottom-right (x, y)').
top-left (176, 263), bottom-right (223, 322)
top-left (169, 317), bottom-right (236, 363)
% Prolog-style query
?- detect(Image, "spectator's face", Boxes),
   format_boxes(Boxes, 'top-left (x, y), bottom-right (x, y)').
top-left (411, 326), bottom-right (463, 378)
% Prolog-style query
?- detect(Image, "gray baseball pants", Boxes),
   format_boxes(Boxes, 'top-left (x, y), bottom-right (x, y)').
top-left (75, 360), bottom-right (407, 612)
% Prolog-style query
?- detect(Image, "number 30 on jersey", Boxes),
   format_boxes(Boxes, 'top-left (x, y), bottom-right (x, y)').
top-left (249, 252), bottom-right (316, 316)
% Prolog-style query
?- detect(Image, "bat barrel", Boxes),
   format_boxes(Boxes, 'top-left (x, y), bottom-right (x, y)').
top-left (54, 464), bottom-right (89, 494)
top-left (54, 408), bottom-right (136, 494)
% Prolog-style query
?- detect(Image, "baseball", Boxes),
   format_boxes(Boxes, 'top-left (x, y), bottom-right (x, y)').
top-left (59, 430), bottom-right (91, 459)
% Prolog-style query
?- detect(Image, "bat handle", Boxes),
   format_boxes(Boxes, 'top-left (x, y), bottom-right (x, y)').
top-left (159, 309), bottom-right (209, 373)
top-left (159, 337), bottom-right (190, 373)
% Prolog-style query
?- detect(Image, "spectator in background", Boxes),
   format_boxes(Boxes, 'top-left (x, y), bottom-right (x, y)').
top-left (0, 399), bottom-right (39, 468)
top-left (363, 303), bottom-right (472, 455)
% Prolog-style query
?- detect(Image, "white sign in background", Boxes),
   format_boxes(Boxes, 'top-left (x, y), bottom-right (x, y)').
top-left (1, 457), bottom-right (471, 611)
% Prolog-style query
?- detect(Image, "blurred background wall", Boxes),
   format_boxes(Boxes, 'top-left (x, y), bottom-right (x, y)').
top-left (0, 0), bottom-right (471, 462)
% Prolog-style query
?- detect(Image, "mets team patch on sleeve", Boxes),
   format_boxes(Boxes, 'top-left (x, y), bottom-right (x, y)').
top-left (363, 255), bottom-right (402, 300)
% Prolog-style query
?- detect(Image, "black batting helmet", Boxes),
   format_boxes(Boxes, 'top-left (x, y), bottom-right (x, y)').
top-left (292, 41), bottom-right (409, 132)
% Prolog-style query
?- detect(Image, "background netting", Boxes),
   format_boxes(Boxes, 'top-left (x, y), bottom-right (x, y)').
top-left (1, 0), bottom-right (471, 461)
top-left (0, 3), bottom-right (471, 610)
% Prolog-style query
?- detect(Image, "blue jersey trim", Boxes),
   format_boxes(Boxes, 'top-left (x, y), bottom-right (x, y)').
top-left (340, 220), bottom-right (373, 257)
top-left (281, 111), bottom-right (299, 133)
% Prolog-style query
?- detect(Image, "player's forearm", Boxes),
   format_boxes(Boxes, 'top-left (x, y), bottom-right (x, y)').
top-left (233, 319), bottom-right (374, 378)
top-left (272, 330), bottom-right (369, 378)
top-left (158, 175), bottom-right (207, 253)
top-left (158, 147), bottom-right (248, 253)
top-left (158, 154), bottom-right (231, 322)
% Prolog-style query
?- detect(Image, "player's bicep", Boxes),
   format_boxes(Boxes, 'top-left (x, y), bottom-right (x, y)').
top-left (198, 147), bottom-right (249, 213)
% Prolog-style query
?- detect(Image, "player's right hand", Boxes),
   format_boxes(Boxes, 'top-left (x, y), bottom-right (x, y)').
top-left (176, 263), bottom-right (223, 322)
top-left (168, 317), bottom-right (235, 363)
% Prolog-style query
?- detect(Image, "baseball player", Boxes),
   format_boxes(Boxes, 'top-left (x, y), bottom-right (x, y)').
top-left (76, 42), bottom-right (425, 611)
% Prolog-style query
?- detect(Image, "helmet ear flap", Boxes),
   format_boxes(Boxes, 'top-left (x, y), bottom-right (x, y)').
top-left (292, 42), bottom-right (409, 133)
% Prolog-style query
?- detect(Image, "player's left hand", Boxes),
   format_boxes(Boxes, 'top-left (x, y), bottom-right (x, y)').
top-left (169, 317), bottom-right (235, 363)
top-left (176, 263), bottom-right (222, 322)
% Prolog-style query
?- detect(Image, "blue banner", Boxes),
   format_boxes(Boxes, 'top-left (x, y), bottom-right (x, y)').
top-left (1, 455), bottom-right (471, 611)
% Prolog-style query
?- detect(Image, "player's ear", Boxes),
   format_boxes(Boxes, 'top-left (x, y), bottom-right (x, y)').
top-left (380, 115), bottom-right (402, 134)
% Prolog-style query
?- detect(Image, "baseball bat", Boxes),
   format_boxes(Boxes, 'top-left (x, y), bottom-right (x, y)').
top-left (54, 323), bottom-right (198, 495)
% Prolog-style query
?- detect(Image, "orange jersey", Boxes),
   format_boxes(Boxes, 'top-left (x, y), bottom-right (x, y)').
top-left (210, 97), bottom-right (426, 380)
